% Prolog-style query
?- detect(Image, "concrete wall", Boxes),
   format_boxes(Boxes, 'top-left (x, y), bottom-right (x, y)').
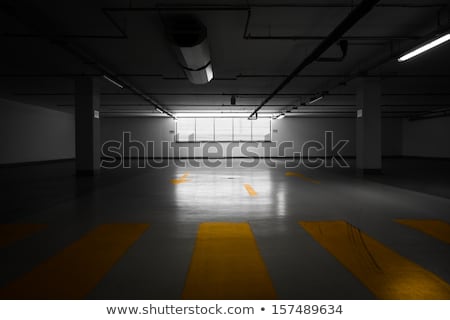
top-left (382, 118), bottom-right (403, 156)
top-left (100, 116), bottom-right (402, 158)
top-left (402, 116), bottom-right (450, 158)
top-left (0, 98), bottom-right (75, 164)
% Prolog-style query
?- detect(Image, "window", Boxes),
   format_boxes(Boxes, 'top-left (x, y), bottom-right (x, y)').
top-left (176, 118), bottom-right (195, 142)
top-left (195, 118), bottom-right (214, 141)
top-left (233, 118), bottom-right (252, 141)
top-left (215, 118), bottom-right (233, 141)
top-left (175, 118), bottom-right (271, 142)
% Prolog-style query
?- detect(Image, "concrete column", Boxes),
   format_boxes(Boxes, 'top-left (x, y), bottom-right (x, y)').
top-left (75, 76), bottom-right (100, 175)
top-left (356, 77), bottom-right (382, 174)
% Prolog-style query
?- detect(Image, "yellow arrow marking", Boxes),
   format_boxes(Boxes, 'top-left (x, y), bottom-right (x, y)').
top-left (244, 183), bottom-right (257, 196)
top-left (171, 172), bottom-right (190, 185)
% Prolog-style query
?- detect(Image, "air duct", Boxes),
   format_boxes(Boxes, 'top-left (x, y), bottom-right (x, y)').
top-left (166, 15), bottom-right (213, 85)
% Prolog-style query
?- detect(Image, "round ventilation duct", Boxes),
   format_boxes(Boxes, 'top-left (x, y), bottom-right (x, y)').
top-left (166, 15), bottom-right (213, 85)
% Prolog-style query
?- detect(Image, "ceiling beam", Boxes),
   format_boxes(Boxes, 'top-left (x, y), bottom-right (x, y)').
top-left (248, 0), bottom-right (381, 119)
top-left (2, 0), bottom-right (176, 119)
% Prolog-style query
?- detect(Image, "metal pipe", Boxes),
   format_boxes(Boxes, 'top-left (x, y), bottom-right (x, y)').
top-left (248, 0), bottom-right (381, 119)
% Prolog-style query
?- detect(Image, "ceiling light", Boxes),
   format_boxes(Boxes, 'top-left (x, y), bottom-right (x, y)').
top-left (398, 33), bottom-right (450, 62)
top-left (276, 113), bottom-right (286, 120)
top-left (103, 75), bottom-right (124, 89)
top-left (308, 96), bottom-right (323, 104)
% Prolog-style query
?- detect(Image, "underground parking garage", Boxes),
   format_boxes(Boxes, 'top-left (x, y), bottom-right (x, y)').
top-left (0, 0), bottom-right (450, 310)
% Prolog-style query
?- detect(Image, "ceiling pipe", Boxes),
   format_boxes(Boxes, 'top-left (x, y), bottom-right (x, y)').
top-left (248, 0), bottom-right (381, 119)
top-left (165, 15), bottom-right (213, 85)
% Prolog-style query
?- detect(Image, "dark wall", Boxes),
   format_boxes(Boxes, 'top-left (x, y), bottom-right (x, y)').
top-left (0, 98), bottom-right (75, 164)
top-left (402, 117), bottom-right (450, 158)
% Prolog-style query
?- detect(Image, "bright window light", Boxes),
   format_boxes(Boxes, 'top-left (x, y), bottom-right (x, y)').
top-left (176, 118), bottom-right (195, 142)
top-left (398, 33), bottom-right (450, 62)
top-left (215, 118), bottom-right (233, 141)
top-left (175, 118), bottom-right (272, 142)
top-left (196, 118), bottom-right (214, 141)
top-left (233, 118), bottom-right (252, 141)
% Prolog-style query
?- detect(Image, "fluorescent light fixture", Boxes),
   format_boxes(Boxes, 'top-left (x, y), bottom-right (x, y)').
top-left (102, 75), bottom-right (124, 89)
top-left (175, 112), bottom-right (272, 118)
top-left (156, 108), bottom-right (164, 114)
top-left (276, 114), bottom-right (286, 120)
top-left (398, 33), bottom-right (450, 62)
top-left (308, 96), bottom-right (323, 104)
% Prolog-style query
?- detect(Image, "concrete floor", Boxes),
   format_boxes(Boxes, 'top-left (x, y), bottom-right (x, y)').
top-left (0, 159), bottom-right (449, 299)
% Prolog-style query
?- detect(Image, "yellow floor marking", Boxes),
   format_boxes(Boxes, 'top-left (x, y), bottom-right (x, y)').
top-left (286, 171), bottom-right (320, 184)
top-left (182, 222), bottom-right (276, 299)
top-left (395, 219), bottom-right (450, 244)
top-left (0, 223), bottom-right (149, 299)
top-left (171, 172), bottom-right (190, 184)
top-left (243, 183), bottom-right (257, 196)
top-left (0, 224), bottom-right (47, 249)
top-left (299, 220), bottom-right (450, 299)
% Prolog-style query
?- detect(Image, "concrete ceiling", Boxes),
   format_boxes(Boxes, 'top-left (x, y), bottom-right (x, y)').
top-left (1, 0), bottom-right (450, 118)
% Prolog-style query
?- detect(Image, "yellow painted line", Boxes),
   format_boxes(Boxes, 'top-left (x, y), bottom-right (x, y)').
top-left (395, 219), bottom-right (450, 244)
top-left (182, 222), bottom-right (276, 299)
top-left (0, 224), bottom-right (47, 249)
top-left (299, 220), bottom-right (450, 299)
top-left (243, 183), bottom-right (257, 197)
top-left (171, 172), bottom-right (190, 184)
top-left (0, 223), bottom-right (149, 299)
top-left (286, 171), bottom-right (320, 184)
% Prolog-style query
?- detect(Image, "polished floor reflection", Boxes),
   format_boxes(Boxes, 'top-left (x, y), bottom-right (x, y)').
top-left (0, 159), bottom-right (449, 299)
